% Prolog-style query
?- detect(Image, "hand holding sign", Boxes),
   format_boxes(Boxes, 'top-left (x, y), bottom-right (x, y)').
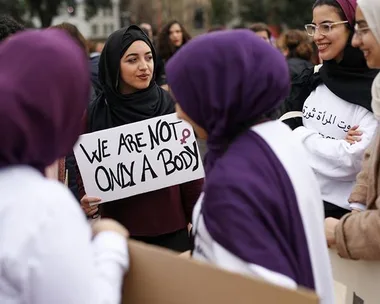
top-left (81, 194), bottom-right (101, 216)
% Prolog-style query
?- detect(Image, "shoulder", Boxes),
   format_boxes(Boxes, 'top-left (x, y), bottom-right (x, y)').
top-left (3, 167), bottom-right (82, 218)
top-left (281, 65), bottom-right (322, 127)
top-left (87, 93), bottom-right (107, 132)
top-left (0, 167), bottom-right (86, 257)
top-left (156, 85), bottom-right (176, 111)
top-left (205, 132), bottom-right (284, 203)
top-left (157, 86), bottom-right (173, 100)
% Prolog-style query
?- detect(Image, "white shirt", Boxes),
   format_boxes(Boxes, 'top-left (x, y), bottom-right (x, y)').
top-left (0, 166), bottom-right (128, 304)
top-left (294, 84), bottom-right (378, 209)
top-left (192, 121), bottom-right (334, 304)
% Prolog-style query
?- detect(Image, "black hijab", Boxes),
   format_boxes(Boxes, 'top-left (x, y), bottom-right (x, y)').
top-left (88, 25), bottom-right (174, 132)
top-left (319, 33), bottom-right (379, 112)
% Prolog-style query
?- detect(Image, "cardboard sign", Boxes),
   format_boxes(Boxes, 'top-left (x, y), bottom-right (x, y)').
top-left (74, 114), bottom-right (204, 203)
top-left (123, 240), bottom-right (318, 304)
top-left (330, 249), bottom-right (380, 304)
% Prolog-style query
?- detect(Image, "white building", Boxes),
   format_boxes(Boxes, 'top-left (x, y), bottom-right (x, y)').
top-left (33, 0), bottom-right (120, 39)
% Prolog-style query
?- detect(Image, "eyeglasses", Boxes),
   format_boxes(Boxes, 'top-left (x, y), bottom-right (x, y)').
top-left (304, 21), bottom-right (348, 36)
top-left (354, 24), bottom-right (373, 38)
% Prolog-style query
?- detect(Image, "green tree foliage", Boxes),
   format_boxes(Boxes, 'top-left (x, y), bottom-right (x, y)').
top-left (1, 0), bottom-right (113, 28)
top-left (25, 0), bottom-right (62, 27)
top-left (239, 0), bottom-right (315, 28)
top-left (0, 0), bottom-right (26, 22)
top-left (210, 0), bottom-right (233, 26)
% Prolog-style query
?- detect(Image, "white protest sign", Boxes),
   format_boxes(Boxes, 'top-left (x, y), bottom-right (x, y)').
top-left (74, 114), bottom-right (205, 203)
top-left (330, 249), bottom-right (380, 304)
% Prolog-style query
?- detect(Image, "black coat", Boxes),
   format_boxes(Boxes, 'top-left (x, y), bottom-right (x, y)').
top-left (287, 58), bottom-right (312, 81)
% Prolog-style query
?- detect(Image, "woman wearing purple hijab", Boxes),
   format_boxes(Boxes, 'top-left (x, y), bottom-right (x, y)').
top-left (0, 30), bottom-right (128, 304)
top-left (166, 30), bottom-right (334, 303)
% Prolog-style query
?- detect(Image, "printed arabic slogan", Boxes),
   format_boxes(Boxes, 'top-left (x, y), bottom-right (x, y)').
top-left (74, 114), bottom-right (205, 204)
top-left (303, 106), bottom-right (352, 132)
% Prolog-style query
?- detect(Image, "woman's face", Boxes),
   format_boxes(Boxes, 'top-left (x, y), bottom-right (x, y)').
top-left (169, 23), bottom-right (183, 47)
top-left (312, 5), bottom-right (350, 62)
top-left (352, 6), bottom-right (380, 69)
top-left (119, 40), bottom-right (154, 94)
top-left (175, 103), bottom-right (208, 140)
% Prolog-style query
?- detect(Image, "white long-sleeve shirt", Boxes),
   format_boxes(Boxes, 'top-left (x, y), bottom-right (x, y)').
top-left (293, 84), bottom-right (378, 209)
top-left (0, 166), bottom-right (128, 304)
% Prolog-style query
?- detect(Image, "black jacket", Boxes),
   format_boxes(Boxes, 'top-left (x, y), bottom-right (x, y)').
top-left (279, 66), bottom-right (322, 130)
top-left (287, 58), bottom-right (313, 81)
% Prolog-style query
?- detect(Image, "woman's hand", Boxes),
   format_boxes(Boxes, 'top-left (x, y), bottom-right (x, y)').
top-left (345, 125), bottom-right (362, 144)
top-left (92, 219), bottom-right (129, 238)
top-left (81, 195), bottom-right (101, 217)
top-left (325, 217), bottom-right (339, 247)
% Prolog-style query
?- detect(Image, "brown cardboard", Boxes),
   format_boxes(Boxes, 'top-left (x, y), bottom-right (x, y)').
top-left (123, 240), bottom-right (318, 304)
top-left (330, 249), bottom-right (380, 304)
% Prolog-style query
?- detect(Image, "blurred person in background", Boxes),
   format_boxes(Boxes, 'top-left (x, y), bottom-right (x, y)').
top-left (250, 22), bottom-right (272, 44)
top-left (52, 22), bottom-right (89, 53)
top-left (140, 22), bottom-right (153, 40)
top-left (277, 29), bottom-right (314, 80)
top-left (0, 29), bottom-right (128, 304)
top-left (140, 22), bottom-right (166, 87)
top-left (0, 15), bottom-right (24, 42)
top-left (156, 21), bottom-right (209, 159)
top-left (157, 20), bottom-right (191, 63)
top-left (88, 39), bottom-right (105, 96)
top-left (208, 25), bottom-right (226, 32)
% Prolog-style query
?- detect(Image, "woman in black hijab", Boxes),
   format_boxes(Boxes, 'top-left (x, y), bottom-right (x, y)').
top-left (89, 25), bottom-right (174, 130)
top-left (78, 25), bottom-right (203, 252)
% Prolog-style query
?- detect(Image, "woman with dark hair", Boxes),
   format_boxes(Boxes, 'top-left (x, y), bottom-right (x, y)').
top-left (79, 25), bottom-right (203, 252)
top-left (277, 29), bottom-right (314, 80)
top-left (157, 20), bottom-right (191, 62)
top-left (51, 22), bottom-right (88, 53)
top-left (282, 0), bottom-right (378, 219)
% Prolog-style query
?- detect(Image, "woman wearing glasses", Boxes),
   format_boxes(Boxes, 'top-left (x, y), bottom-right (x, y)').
top-left (282, 0), bottom-right (378, 219)
top-left (325, 0), bottom-right (380, 260)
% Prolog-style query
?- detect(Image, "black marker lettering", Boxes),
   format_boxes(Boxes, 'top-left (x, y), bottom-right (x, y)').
top-left (159, 121), bottom-right (172, 143)
top-left (109, 164), bottom-right (122, 191)
top-left (80, 139), bottom-right (103, 164)
top-left (126, 134), bottom-right (142, 153)
top-left (101, 140), bottom-right (111, 158)
top-left (141, 154), bottom-right (158, 182)
top-left (95, 166), bottom-right (111, 192)
top-left (148, 120), bottom-right (161, 150)
top-left (157, 149), bottom-right (176, 175)
top-left (118, 133), bottom-right (132, 155)
top-left (169, 121), bottom-right (182, 140)
top-left (120, 162), bottom-right (136, 187)
top-left (184, 141), bottom-right (200, 171)
top-left (135, 132), bottom-right (147, 149)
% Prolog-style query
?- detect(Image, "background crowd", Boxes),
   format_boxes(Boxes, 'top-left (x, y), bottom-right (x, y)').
top-left (1, 0), bottom-right (380, 303)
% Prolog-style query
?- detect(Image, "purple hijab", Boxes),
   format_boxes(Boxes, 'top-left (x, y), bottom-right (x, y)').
top-left (166, 30), bottom-right (316, 288)
top-left (336, 0), bottom-right (357, 27)
top-left (166, 30), bottom-right (290, 173)
top-left (0, 30), bottom-right (90, 172)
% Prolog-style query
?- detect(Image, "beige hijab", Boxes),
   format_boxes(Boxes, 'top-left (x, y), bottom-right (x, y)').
top-left (358, 0), bottom-right (380, 118)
